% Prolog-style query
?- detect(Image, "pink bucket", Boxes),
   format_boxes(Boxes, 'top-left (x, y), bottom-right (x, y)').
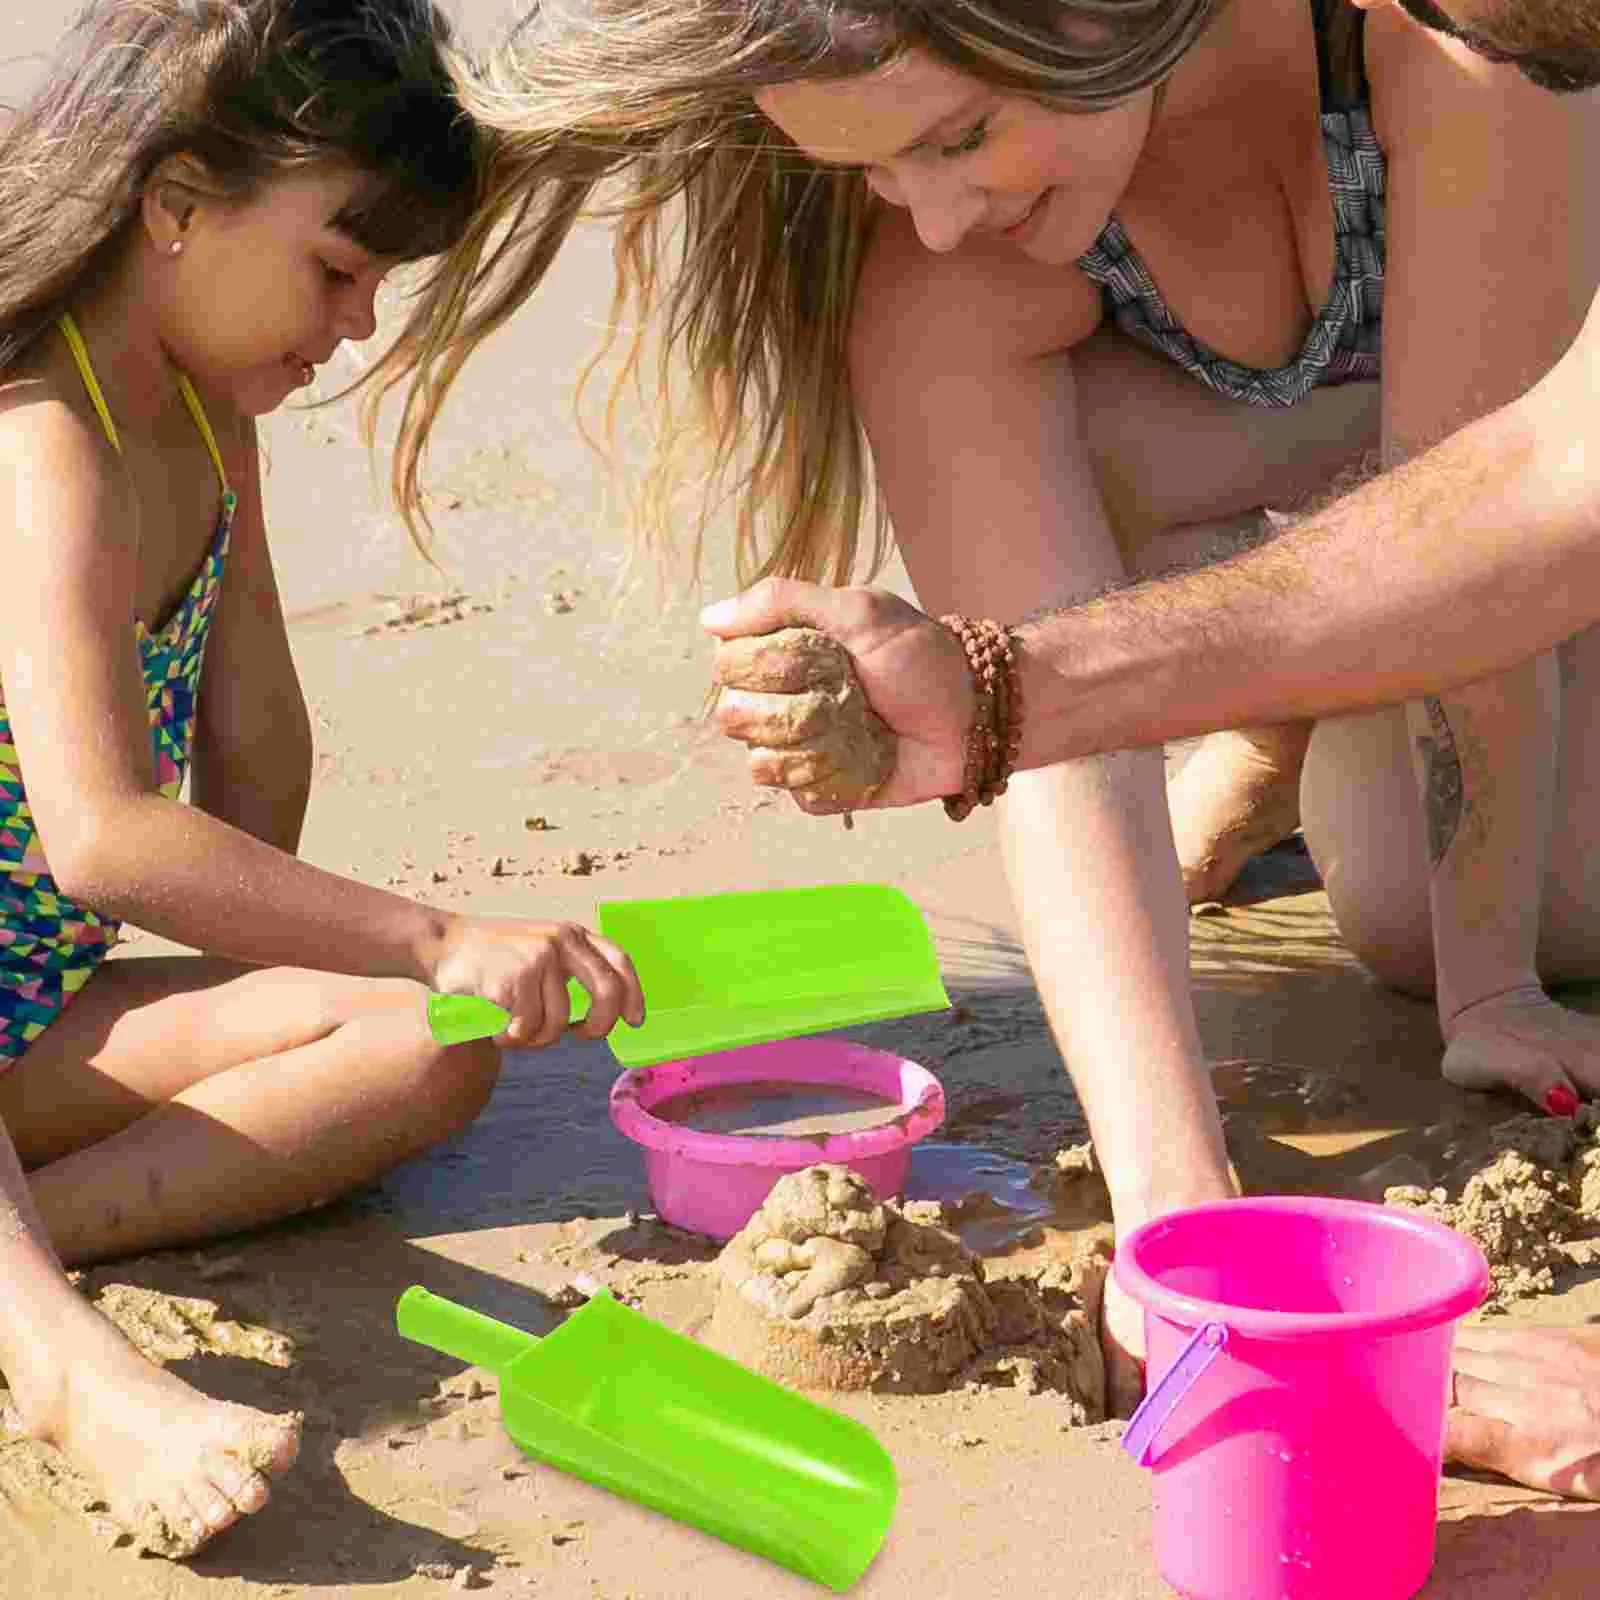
top-left (1114, 1196), bottom-right (1489, 1600)
top-left (608, 1038), bottom-right (944, 1240)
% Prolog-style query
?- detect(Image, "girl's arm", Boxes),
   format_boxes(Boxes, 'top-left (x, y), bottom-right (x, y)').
top-left (0, 396), bottom-right (450, 981)
top-left (1367, 14), bottom-right (1600, 1022)
top-left (190, 418), bottom-right (313, 854)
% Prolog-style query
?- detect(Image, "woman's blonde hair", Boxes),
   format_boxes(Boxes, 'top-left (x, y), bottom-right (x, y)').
top-left (0, 0), bottom-right (480, 450)
top-left (371, 0), bottom-right (1216, 583)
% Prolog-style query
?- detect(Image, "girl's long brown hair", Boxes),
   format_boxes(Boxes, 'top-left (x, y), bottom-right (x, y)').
top-left (0, 0), bottom-right (481, 484)
top-left (367, 0), bottom-right (1216, 583)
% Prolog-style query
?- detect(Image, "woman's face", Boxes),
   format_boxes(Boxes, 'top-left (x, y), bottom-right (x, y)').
top-left (756, 49), bottom-right (1153, 265)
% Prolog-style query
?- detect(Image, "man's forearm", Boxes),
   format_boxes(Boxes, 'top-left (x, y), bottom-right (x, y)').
top-left (1011, 363), bottom-right (1597, 766)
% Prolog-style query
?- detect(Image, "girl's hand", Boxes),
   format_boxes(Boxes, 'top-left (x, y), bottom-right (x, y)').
top-left (701, 578), bottom-right (972, 811)
top-left (430, 916), bottom-right (645, 1049)
top-left (1441, 983), bottom-right (1600, 1116)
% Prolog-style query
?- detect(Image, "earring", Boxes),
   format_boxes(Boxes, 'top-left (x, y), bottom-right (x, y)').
top-left (169, 240), bottom-right (184, 256)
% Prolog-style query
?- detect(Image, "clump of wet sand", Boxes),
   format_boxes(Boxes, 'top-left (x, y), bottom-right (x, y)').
top-left (1385, 1107), bottom-right (1600, 1311)
top-left (708, 1164), bottom-right (1108, 1420)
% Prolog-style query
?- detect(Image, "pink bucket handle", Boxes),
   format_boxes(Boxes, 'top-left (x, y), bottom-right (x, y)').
top-left (1121, 1321), bottom-right (1230, 1467)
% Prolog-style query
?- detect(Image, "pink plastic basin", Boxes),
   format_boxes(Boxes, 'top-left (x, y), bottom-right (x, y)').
top-left (1114, 1195), bottom-right (1490, 1600)
top-left (608, 1038), bottom-right (945, 1239)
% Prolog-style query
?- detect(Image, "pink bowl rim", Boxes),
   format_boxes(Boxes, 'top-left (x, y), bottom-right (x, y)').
top-left (608, 1038), bottom-right (945, 1169)
top-left (1113, 1194), bottom-right (1490, 1342)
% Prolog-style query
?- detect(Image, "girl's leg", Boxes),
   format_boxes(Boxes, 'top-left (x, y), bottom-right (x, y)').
top-left (0, 1103), bottom-right (298, 1559)
top-left (0, 956), bottom-right (499, 1555)
top-left (1, 956), bottom-right (502, 1263)
top-left (1073, 328), bottom-right (1382, 902)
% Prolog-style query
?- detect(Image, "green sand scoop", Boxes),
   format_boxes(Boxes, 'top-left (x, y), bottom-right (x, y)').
top-left (564, 883), bottom-right (949, 1067)
top-left (426, 992), bottom-right (511, 1045)
top-left (396, 1286), bottom-right (896, 1591)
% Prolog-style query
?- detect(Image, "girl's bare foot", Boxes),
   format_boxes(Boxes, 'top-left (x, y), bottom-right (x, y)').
top-left (1167, 725), bottom-right (1313, 904)
top-left (8, 1296), bottom-right (301, 1556)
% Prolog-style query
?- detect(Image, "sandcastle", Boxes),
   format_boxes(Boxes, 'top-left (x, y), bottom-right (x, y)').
top-left (707, 1164), bottom-right (1109, 1421)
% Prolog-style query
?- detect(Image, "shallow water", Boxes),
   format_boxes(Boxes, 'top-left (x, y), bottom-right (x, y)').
top-left (650, 1082), bottom-right (905, 1138)
top-left (358, 1036), bottom-right (1081, 1253)
top-left (904, 1143), bottom-right (1069, 1254)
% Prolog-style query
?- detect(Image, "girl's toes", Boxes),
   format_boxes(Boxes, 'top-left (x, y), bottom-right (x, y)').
top-left (213, 1461), bottom-right (271, 1515)
top-left (196, 1486), bottom-right (238, 1534)
top-left (251, 1411), bottom-right (303, 1474)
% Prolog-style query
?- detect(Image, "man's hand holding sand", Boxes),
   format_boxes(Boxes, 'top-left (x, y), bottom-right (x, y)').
top-left (703, 581), bottom-right (972, 815)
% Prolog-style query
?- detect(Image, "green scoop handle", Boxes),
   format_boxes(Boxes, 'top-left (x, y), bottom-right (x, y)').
top-left (426, 989), bottom-right (595, 1046)
top-left (397, 1285), bottom-right (537, 1371)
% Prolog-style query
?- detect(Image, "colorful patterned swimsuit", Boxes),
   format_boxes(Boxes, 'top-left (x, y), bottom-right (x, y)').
top-left (1075, 0), bottom-right (1386, 408)
top-left (0, 315), bottom-right (235, 1063)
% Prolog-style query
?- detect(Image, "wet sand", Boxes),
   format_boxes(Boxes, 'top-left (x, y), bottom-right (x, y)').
top-left (6, 3), bottom-right (1600, 1594)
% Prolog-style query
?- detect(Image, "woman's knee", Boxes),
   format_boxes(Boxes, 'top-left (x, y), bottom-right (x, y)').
top-left (1301, 711), bottom-right (1437, 998)
top-left (1334, 908), bottom-right (1437, 998)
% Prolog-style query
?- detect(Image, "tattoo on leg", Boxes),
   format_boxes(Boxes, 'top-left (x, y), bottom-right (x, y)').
top-left (1415, 696), bottom-right (1464, 867)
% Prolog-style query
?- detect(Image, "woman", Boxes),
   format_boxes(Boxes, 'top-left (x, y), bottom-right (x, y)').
top-left (383, 0), bottom-right (1600, 1404)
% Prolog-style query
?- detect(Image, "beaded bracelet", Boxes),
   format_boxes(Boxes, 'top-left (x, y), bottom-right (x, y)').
top-left (938, 615), bottom-right (1023, 821)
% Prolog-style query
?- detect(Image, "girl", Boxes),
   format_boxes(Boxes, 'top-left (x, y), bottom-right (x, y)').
top-left (0, 0), bottom-right (643, 1558)
top-left (379, 0), bottom-right (1600, 1417)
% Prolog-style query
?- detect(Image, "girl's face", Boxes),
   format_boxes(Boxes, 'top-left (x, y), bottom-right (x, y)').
top-left (755, 49), bottom-right (1153, 265)
top-left (154, 163), bottom-right (398, 416)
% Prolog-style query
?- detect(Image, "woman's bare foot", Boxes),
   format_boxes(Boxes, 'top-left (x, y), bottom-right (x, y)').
top-left (1167, 725), bottom-right (1313, 904)
top-left (8, 1295), bottom-right (301, 1556)
top-left (1441, 985), bottom-right (1600, 1114)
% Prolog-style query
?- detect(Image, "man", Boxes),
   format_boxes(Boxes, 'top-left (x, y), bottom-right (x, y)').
top-left (701, 0), bottom-right (1600, 1503)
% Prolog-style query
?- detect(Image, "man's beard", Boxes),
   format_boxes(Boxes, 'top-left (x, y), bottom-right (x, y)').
top-left (1395, 0), bottom-right (1600, 92)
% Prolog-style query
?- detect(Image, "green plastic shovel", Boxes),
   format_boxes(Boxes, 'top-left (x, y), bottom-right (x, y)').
top-left (396, 1285), bottom-right (896, 1591)
top-left (427, 992), bottom-right (511, 1045)
top-left (563, 883), bottom-right (949, 1067)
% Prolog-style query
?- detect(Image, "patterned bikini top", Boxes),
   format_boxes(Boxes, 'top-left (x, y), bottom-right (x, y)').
top-left (1075, 0), bottom-right (1386, 409)
top-left (0, 314), bottom-right (237, 880)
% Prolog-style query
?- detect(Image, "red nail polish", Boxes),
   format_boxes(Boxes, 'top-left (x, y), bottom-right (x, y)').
top-left (1545, 1085), bottom-right (1580, 1118)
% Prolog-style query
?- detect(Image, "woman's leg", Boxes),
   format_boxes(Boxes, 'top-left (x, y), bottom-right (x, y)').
top-left (0, 955), bottom-right (499, 1554)
top-left (1072, 328), bottom-right (1381, 902)
top-left (1303, 627), bottom-right (1600, 1104)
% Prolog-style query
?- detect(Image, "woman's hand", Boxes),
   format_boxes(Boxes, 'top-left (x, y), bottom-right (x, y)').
top-left (1441, 983), bottom-right (1600, 1116)
top-left (429, 916), bottom-right (645, 1049)
top-left (1100, 1269), bottom-right (1148, 1421)
top-left (701, 577), bottom-right (972, 811)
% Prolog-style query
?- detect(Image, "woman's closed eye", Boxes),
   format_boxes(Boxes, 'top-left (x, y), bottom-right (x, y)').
top-left (938, 116), bottom-right (991, 159)
top-left (319, 259), bottom-right (357, 286)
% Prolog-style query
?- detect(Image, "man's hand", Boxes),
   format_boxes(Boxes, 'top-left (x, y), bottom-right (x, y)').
top-left (1448, 1324), bottom-right (1600, 1498)
top-left (701, 577), bottom-right (973, 812)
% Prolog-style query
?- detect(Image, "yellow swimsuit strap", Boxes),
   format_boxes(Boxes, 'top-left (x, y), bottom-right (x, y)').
top-left (57, 312), bottom-right (231, 496)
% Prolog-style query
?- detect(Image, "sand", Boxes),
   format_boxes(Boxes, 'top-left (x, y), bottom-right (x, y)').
top-left (709, 1165), bottom-right (1109, 1411)
top-left (4, 1), bottom-right (1600, 1593)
